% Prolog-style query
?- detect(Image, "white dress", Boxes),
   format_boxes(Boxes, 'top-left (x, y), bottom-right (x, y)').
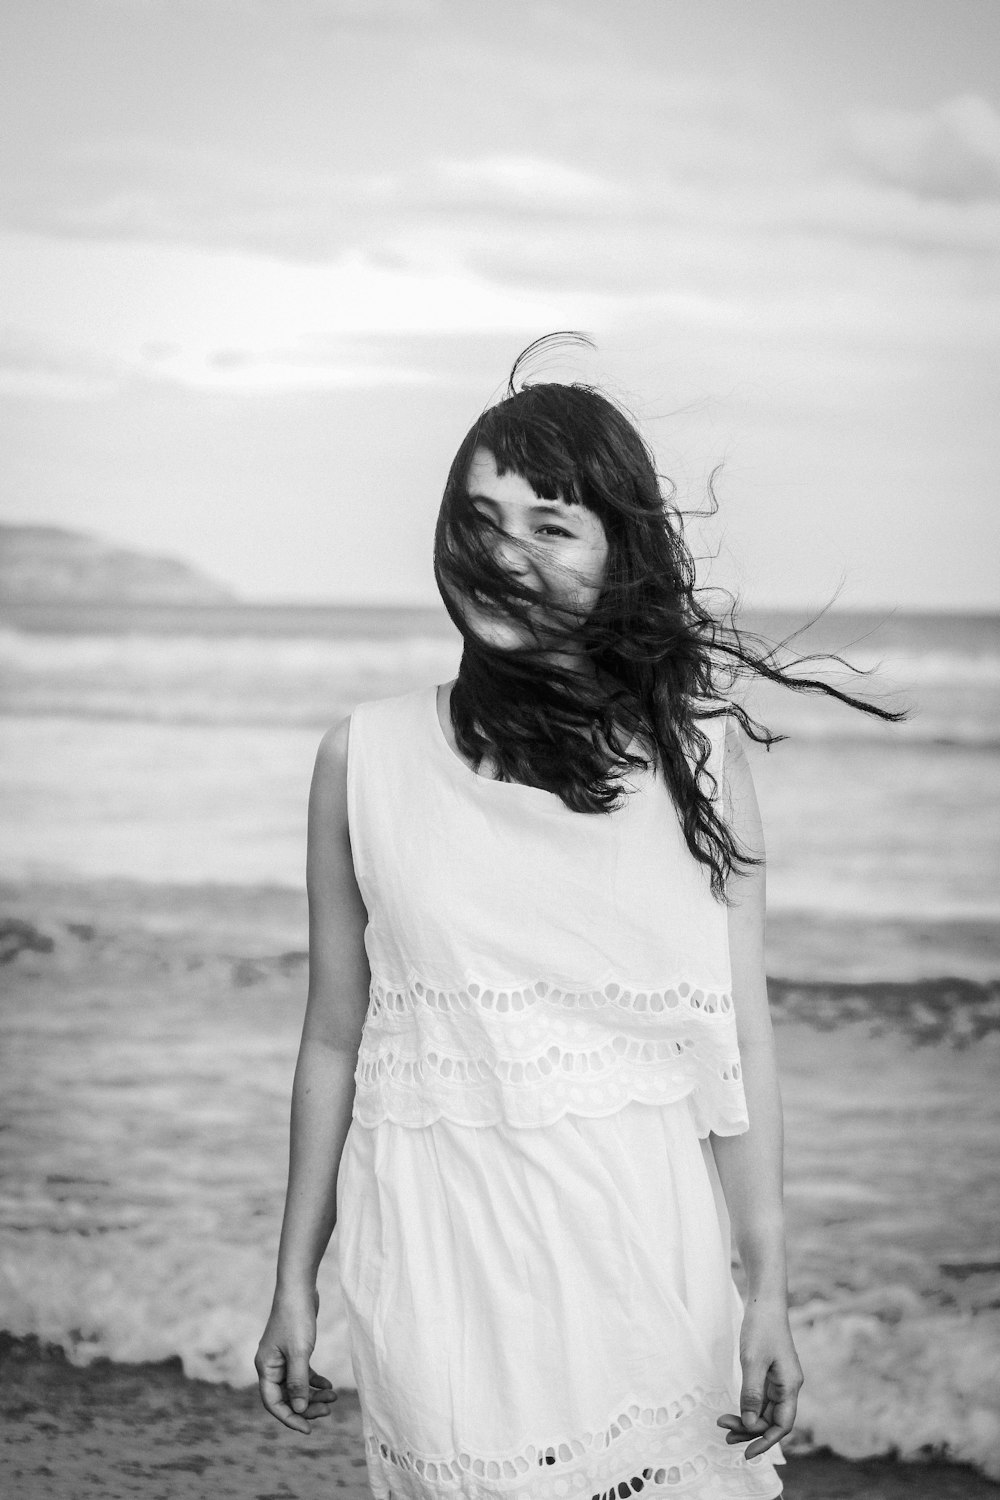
top-left (336, 685), bottom-right (784, 1500)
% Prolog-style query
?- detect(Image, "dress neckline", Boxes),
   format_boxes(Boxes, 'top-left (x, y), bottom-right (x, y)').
top-left (428, 683), bottom-right (652, 808)
top-left (428, 683), bottom-right (567, 802)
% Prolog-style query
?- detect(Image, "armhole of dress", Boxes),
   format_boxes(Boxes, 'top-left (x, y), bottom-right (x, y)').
top-left (717, 708), bottom-right (733, 822)
top-left (701, 707), bottom-right (731, 819)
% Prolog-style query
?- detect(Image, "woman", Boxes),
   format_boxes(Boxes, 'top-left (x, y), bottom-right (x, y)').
top-left (256, 339), bottom-right (900, 1499)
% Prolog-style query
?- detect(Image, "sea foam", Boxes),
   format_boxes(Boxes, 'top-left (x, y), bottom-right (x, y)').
top-left (791, 1291), bottom-right (1000, 1476)
top-left (3, 1239), bottom-right (998, 1477)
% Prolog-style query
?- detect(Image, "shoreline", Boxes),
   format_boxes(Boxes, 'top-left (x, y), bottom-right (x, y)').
top-left (3, 1336), bottom-right (998, 1500)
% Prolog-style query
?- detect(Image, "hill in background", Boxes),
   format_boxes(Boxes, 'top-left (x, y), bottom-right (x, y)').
top-left (0, 524), bottom-right (236, 605)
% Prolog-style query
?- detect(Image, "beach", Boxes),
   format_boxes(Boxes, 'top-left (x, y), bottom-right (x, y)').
top-left (1, 605), bottom-right (999, 1492)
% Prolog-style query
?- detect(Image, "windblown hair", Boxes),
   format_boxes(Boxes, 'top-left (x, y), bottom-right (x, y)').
top-left (433, 334), bottom-right (905, 900)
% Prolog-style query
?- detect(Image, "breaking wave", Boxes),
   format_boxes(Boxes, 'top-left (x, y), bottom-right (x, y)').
top-left (2, 1244), bottom-right (998, 1476)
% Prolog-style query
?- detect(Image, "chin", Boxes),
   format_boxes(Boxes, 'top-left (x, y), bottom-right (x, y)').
top-left (469, 620), bottom-right (534, 651)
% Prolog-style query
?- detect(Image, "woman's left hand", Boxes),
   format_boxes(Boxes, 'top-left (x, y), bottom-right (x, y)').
top-left (716, 1302), bottom-right (803, 1460)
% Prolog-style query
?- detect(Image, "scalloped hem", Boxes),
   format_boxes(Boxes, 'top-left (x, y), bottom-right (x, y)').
top-left (354, 972), bottom-right (748, 1140)
top-left (361, 1389), bottom-right (784, 1500)
top-left (352, 1086), bottom-right (749, 1138)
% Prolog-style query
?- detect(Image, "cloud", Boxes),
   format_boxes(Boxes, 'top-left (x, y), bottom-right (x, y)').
top-left (192, 336), bottom-right (438, 390)
top-left (0, 220), bottom-right (610, 396)
top-left (0, 319), bottom-right (439, 398)
top-left (0, 321), bottom-right (436, 398)
top-left (0, 139), bottom-right (630, 264)
top-left (429, 156), bottom-right (627, 214)
top-left (847, 95), bottom-right (1000, 203)
top-left (188, 329), bottom-right (558, 393)
top-left (0, 325), bottom-right (126, 397)
top-left (0, 140), bottom-right (356, 260)
top-left (8, 4), bottom-right (996, 294)
top-left (7, 120), bottom-right (998, 379)
top-left (790, 175), bottom-right (1000, 258)
top-left (11, 82), bottom-right (996, 311)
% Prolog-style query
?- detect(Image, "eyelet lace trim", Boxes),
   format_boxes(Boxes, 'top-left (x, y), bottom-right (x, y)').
top-left (368, 979), bottom-right (735, 1019)
top-left (358, 1035), bottom-right (743, 1085)
top-left (353, 975), bottom-right (748, 1136)
top-left (362, 1387), bottom-right (781, 1500)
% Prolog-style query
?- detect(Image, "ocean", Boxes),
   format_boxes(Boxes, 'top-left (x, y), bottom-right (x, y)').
top-left (1, 604), bottom-right (998, 923)
top-left (1, 603), bottom-right (998, 1475)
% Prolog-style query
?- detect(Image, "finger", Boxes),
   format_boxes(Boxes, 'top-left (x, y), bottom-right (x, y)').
top-left (303, 1389), bottom-right (336, 1419)
top-left (718, 1414), bottom-right (758, 1446)
top-left (744, 1422), bottom-right (784, 1460)
top-left (256, 1348), bottom-right (309, 1428)
top-left (258, 1373), bottom-right (313, 1434)
top-left (719, 1409), bottom-right (780, 1446)
top-left (739, 1408), bottom-right (768, 1433)
top-left (744, 1393), bottom-right (798, 1461)
top-left (286, 1352), bottom-right (313, 1416)
top-left (739, 1372), bottom-right (769, 1433)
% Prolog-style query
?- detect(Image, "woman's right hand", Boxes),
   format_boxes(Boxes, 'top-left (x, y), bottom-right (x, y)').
top-left (255, 1286), bottom-right (336, 1434)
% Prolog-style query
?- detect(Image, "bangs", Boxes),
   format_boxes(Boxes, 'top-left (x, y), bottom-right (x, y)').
top-left (466, 388), bottom-right (605, 512)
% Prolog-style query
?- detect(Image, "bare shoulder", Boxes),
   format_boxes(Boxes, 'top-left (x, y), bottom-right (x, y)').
top-left (305, 716), bottom-right (370, 1038)
top-left (308, 717), bottom-right (352, 837)
top-left (313, 717), bottom-right (351, 781)
top-left (316, 716), bottom-right (351, 770)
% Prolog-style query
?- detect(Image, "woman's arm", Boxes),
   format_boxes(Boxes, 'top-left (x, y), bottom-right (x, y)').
top-left (710, 718), bottom-right (803, 1460)
top-left (255, 717), bottom-right (371, 1434)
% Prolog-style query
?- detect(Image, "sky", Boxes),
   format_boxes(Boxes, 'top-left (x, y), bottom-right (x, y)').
top-left (1, 0), bottom-right (998, 609)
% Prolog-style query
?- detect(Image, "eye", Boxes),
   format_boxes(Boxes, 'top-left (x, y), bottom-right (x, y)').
top-left (536, 524), bottom-right (573, 538)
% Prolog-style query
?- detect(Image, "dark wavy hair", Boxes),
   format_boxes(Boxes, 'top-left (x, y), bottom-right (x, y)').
top-left (433, 334), bottom-right (906, 900)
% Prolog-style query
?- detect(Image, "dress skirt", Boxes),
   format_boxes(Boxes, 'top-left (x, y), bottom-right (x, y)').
top-left (335, 1095), bottom-right (784, 1500)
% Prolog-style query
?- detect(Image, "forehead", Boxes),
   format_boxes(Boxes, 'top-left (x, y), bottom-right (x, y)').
top-left (465, 447), bottom-right (574, 508)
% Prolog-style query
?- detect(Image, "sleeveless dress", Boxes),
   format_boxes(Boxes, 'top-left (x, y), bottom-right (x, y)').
top-left (335, 685), bottom-right (784, 1500)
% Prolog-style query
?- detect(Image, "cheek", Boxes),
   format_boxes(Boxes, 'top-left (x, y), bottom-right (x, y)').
top-left (583, 538), bottom-right (610, 594)
top-left (552, 548), bottom-right (607, 610)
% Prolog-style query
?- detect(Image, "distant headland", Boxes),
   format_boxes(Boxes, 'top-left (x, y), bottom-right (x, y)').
top-left (0, 524), bottom-right (237, 606)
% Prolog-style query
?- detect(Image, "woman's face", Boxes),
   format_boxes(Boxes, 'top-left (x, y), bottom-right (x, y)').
top-left (458, 447), bottom-right (609, 652)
